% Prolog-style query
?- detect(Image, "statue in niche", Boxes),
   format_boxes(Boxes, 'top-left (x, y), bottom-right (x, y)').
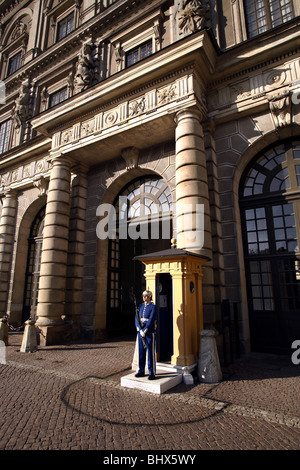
top-left (74, 42), bottom-right (94, 93)
top-left (11, 79), bottom-right (30, 128)
top-left (178, 0), bottom-right (206, 34)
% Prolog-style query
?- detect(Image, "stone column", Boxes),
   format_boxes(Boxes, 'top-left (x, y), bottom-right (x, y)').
top-left (175, 108), bottom-right (211, 257)
top-left (175, 108), bottom-right (215, 324)
top-left (0, 189), bottom-right (17, 317)
top-left (36, 156), bottom-right (72, 345)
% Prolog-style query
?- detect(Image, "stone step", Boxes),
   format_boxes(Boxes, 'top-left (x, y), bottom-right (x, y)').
top-left (121, 371), bottom-right (182, 394)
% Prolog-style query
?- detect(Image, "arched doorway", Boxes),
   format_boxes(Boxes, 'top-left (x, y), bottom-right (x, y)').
top-left (22, 205), bottom-right (46, 323)
top-left (239, 139), bottom-right (300, 353)
top-left (106, 175), bottom-right (173, 337)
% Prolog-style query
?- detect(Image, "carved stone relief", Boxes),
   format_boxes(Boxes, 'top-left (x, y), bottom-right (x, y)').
top-left (73, 41), bottom-right (95, 94)
top-left (0, 158), bottom-right (50, 191)
top-left (207, 59), bottom-right (300, 115)
top-left (267, 89), bottom-right (291, 128)
top-left (178, 0), bottom-right (206, 35)
top-left (52, 74), bottom-right (194, 151)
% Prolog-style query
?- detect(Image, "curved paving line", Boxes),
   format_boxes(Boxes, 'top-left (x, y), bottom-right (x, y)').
top-left (6, 360), bottom-right (300, 429)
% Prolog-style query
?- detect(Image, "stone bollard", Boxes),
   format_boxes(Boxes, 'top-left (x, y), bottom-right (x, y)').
top-left (0, 317), bottom-right (8, 346)
top-left (20, 319), bottom-right (38, 353)
top-left (198, 329), bottom-right (222, 383)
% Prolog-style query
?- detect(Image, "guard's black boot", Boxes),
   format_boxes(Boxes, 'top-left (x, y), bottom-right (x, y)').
top-left (135, 372), bottom-right (145, 378)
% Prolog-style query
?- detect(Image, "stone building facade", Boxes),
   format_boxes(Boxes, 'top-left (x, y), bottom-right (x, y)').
top-left (0, 0), bottom-right (299, 360)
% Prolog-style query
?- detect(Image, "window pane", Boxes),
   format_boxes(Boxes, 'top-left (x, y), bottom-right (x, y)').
top-left (49, 87), bottom-right (68, 107)
top-left (126, 41), bottom-right (152, 67)
top-left (249, 260), bottom-right (274, 310)
top-left (57, 13), bottom-right (74, 41)
top-left (0, 120), bottom-right (12, 154)
top-left (8, 52), bottom-right (21, 75)
top-left (272, 203), bottom-right (297, 253)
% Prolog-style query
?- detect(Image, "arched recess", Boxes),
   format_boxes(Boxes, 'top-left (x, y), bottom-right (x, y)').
top-left (1, 8), bottom-right (33, 46)
top-left (239, 138), bottom-right (300, 353)
top-left (94, 168), bottom-right (174, 338)
top-left (8, 195), bottom-right (46, 325)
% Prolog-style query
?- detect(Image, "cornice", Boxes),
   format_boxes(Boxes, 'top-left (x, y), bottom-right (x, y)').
top-left (208, 46), bottom-right (300, 90)
top-left (209, 20), bottom-right (300, 89)
top-left (0, 0), bottom-right (29, 23)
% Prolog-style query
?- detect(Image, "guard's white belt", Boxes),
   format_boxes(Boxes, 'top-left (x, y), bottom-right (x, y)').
top-left (140, 318), bottom-right (148, 322)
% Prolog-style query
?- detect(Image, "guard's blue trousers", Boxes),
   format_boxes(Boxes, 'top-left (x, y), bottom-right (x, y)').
top-left (137, 332), bottom-right (156, 376)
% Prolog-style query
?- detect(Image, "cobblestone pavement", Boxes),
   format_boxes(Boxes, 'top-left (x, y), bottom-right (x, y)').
top-left (0, 332), bottom-right (299, 452)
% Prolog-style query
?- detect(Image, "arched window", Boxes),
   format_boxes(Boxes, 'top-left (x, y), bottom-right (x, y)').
top-left (240, 140), bottom-right (300, 353)
top-left (115, 177), bottom-right (172, 221)
top-left (22, 206), bottom-right (46, 323)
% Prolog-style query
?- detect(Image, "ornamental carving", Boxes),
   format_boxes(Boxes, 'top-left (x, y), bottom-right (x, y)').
top-left (74, 42), bottom-right (95, 94)
top-left (178, 0), bottom-right (206, 35)
top-left (81, 119), bottom-right (95, 136)
top-left (0, 159), bottom-right (49, 191)
top-left (265, 69), bottom-right (286, 90)
top-left (52, 74), bottom-right (195, 151)
top-left (11, 20), bottom-right (27, 41)
top-left (11, 79), bottom-right (30, 129)
top-left (129, 97), bottom-right (146, 116)
top-left (157, 83), bottom-right (177, 105)
top-left (268, 89), bottom-right (291, 128)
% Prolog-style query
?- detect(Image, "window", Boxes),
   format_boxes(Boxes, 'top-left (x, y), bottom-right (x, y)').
top-left (49, 87), bottom-right (68, 108)
top-left (0, 120), bottom-right (12, 154)
top-left (7, 51), bottom-right (22, 75)
top-left (22, 206), bottom-right (46, 323)
top-left (56, 13), bottom-right (74, 41)
top-left (244, 0), bottom-right (294, 38)
top-left (240, 140), bottom-right (300, 352)
top-left (125, 41), bottom-right (152, 67)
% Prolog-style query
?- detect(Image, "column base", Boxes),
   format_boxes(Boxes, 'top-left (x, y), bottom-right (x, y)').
top-left (171, 353), bottom-right (196, 367)
top-left (37, 324), bottom-right (68, 346)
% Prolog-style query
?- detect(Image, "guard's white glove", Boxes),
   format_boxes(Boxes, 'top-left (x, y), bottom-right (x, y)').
top-left (140, 330), bottom-right (145, 338)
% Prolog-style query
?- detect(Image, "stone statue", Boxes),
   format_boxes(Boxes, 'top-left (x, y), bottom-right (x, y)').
top-left (11, 79), bottom-right (30, 128)
top-left (178, 0), bottom-right (206, 34)
top-left (74, 42), bottom-right (94, 93)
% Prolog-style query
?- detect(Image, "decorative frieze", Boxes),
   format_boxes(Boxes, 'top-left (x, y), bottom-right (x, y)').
top-left (207, 58), bottom-right (300, 115)
top-left (0, 158), bottom-right (51, 191)
top-left (52, 74), bottom-right (195, 151)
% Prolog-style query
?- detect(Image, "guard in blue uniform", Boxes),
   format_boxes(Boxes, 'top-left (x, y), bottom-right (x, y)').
top-left (135, 290), bottom-right (157, 380)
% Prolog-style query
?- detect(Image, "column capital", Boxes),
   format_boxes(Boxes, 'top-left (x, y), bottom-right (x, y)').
top-left (71, 162), bottom-right (89, 176)
top-left (174, 107), bottom-right (203, 125)
top-left (47, 153), bottom-right (74, 168)
top-left (0, 187), bottom-right (18, 199)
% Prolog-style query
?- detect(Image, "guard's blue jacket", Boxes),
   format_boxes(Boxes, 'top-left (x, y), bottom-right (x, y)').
top-left (135, 302), bottom-right (157, 335)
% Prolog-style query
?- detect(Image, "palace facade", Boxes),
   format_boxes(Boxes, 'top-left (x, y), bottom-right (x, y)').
top-left (0, 0), bottom-right (300, 364)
